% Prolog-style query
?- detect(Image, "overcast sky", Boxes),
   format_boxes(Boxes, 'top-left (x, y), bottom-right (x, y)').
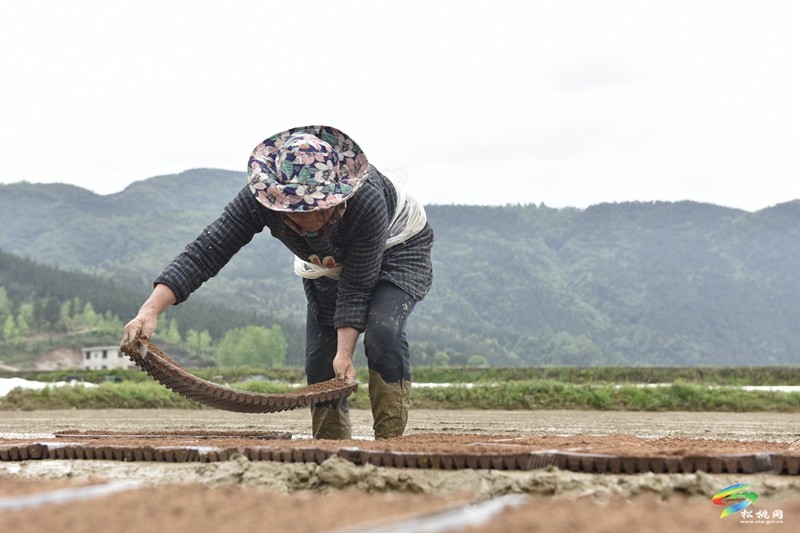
top-left (0, 0), bottom-right (797, 211)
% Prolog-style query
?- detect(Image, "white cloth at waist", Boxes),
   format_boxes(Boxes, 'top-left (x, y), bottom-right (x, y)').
top-left (294, 183), bottom-right (427, 280)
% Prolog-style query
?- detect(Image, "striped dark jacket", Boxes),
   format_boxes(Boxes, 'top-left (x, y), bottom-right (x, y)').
top-left (155, 167), bottom-right (434, 331)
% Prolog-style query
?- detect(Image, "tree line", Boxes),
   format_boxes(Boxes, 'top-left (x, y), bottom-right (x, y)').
top-left (0, 281), bottom-right (289, 368)
top-left (0, 250), bottom-right (295, 368)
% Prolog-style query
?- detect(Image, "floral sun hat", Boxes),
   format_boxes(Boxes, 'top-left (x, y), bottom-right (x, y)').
top-left (247, 125), bottom-right (370, 212)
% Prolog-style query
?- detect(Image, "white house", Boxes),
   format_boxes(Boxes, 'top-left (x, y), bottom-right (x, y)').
top-left (81, 346), bottom-right (136, 370)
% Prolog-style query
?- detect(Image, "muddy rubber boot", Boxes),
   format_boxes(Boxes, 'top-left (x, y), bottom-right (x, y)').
top-left (310, 400), bottom-right (352, 440)
top-left (369, 370), bottom-right (411, 439)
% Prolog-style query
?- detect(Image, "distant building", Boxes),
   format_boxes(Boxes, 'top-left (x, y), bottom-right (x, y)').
top-left (81, 346), bottom-right (136, 370)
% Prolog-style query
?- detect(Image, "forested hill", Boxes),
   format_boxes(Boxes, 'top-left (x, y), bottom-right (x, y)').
top-left (1, 169), bottom-right (798, 366)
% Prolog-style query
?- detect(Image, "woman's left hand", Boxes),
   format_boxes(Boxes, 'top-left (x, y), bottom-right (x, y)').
top-left (332, 351), bottom-right (357, 381)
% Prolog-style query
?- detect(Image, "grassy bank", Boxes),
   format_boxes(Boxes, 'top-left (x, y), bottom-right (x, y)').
top-left (6, 365), bottom-right (800, 386)
top-left (2, 379), bottom-right (799, 412)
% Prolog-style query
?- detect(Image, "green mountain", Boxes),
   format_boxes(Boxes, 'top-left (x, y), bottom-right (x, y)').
top-left (1, 169), bottom-right (798, 366)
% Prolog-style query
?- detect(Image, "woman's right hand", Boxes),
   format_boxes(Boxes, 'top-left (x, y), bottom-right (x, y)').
top-left (121, 284), bottom-right (177, 345)
top-left (122, 310), bottom-right (158, 344)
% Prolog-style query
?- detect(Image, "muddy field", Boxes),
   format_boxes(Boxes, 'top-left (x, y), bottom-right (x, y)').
top-left (2, 409), bottom-right (800, 532)
top-left (4, 408), bottom-right (800, 440)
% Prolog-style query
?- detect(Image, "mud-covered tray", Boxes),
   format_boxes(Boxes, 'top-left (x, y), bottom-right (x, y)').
top-left (120, 338), bottom-right (358, 413)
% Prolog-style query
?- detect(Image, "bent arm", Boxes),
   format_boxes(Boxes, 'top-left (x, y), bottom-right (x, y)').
top-left (156, 187), bottom-right (273, 304)
top-left (123, 187), bottom-right (272, 343)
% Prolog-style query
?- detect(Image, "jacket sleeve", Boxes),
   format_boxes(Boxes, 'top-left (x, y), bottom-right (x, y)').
top-left (154, 187), bottom-right (271, 304)
top-left (333, 192), bottom-right (389, 331)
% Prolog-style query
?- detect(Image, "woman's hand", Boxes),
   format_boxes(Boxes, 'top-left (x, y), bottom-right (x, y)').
top-left (122, 310), bottom-right (159, 344)
top-left (121, 284), bottom-right (177, 344)
top-left (332, 351), bottom-right (357, 381)
top-left (333, 327), bottom-right (359, 380)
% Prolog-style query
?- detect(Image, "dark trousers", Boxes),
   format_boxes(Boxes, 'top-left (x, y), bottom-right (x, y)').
top-left (305, 281), bottom-right (416, 391)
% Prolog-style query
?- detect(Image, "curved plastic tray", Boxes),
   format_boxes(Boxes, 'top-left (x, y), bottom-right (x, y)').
top-left (120, 338), bottom-right (358, 413)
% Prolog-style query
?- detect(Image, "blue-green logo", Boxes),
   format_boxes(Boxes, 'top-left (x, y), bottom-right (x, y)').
top-left (712, 483), bottom-right (758, 518)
